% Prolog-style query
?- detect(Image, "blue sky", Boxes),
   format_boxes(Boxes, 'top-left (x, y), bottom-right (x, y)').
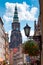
top-left (0, 0), bottom-right (40, 42)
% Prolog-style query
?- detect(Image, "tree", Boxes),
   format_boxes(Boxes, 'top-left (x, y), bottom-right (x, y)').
top-left (22, 40), bottom-right (39, 56)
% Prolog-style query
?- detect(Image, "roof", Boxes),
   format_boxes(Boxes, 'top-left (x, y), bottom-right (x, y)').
top-left (13, 5), bottom-right (19, 22)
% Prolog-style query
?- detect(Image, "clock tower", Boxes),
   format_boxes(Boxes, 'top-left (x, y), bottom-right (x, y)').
top-left (9, 6), bottom-right (22, 48)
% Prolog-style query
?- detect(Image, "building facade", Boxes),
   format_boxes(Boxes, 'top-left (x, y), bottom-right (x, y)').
top-left (0, 17), bottom-right (5, 61)
top-left (9, 44), bottom-right (31, 65)
top-left (9, 49), bottom-right (14, 65)
top-left (34, 13), bottom-right (43, 65)
top-left (13, 44), bottom-right (24, 65)
top-left (5, 33), bottom-right (9, 64)
top-left (9, 6), bottom-right (22, 48)
top-left (0, 17), bottom-right (9, 65)
top-left (9, 44), bottom-right (23, 65)
top-left (34, 15), bottom-right (41, 36)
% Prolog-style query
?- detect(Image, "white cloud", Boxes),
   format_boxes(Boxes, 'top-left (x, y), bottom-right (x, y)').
top-left (3, 15), bottom-right (13, 22)
top-left (3, 2), bottom-right (37, 42)
top-left (30, 30), bottom-right (34, 36)
top-left (21, 30), bottom-right (26, 38)
top-left (21, 29), bottom-right (34, 43)
top-left (3, 2), bottom-right (38, 22)
top-left (8, 30), bottom-right (11, 42)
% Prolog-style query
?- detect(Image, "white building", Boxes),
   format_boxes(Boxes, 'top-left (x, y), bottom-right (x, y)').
top-left (0, 17), bottom-right (5, 61)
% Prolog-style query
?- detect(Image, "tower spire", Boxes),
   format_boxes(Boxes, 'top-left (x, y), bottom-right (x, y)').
top-left (13, 5), bottom-right (19, 22)
top-left (34, 20), bottom-right (36, 35)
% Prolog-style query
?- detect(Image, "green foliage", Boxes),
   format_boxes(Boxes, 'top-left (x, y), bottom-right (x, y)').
top-left (23, 40), bottom-right (39, 56)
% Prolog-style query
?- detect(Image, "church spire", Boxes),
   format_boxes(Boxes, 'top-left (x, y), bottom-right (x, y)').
top-left (13, 5), bottom-right (19, 22)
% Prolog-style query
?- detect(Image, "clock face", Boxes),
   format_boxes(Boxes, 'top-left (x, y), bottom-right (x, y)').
top-left (16, 28), bottom-right (18, 30)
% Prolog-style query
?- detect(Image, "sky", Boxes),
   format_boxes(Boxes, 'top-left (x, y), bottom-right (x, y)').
top-left (0, 0), bottom-right (40, 42)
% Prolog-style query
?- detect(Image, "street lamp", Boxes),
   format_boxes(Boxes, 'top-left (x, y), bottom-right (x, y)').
top-left (24, 24), bottom-right (42, 65)
top-left (24, 24), bottom-right (31, 37)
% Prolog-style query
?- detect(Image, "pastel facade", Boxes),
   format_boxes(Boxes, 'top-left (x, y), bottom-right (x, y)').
top-left (0, 17), bottom-right (5, 61)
